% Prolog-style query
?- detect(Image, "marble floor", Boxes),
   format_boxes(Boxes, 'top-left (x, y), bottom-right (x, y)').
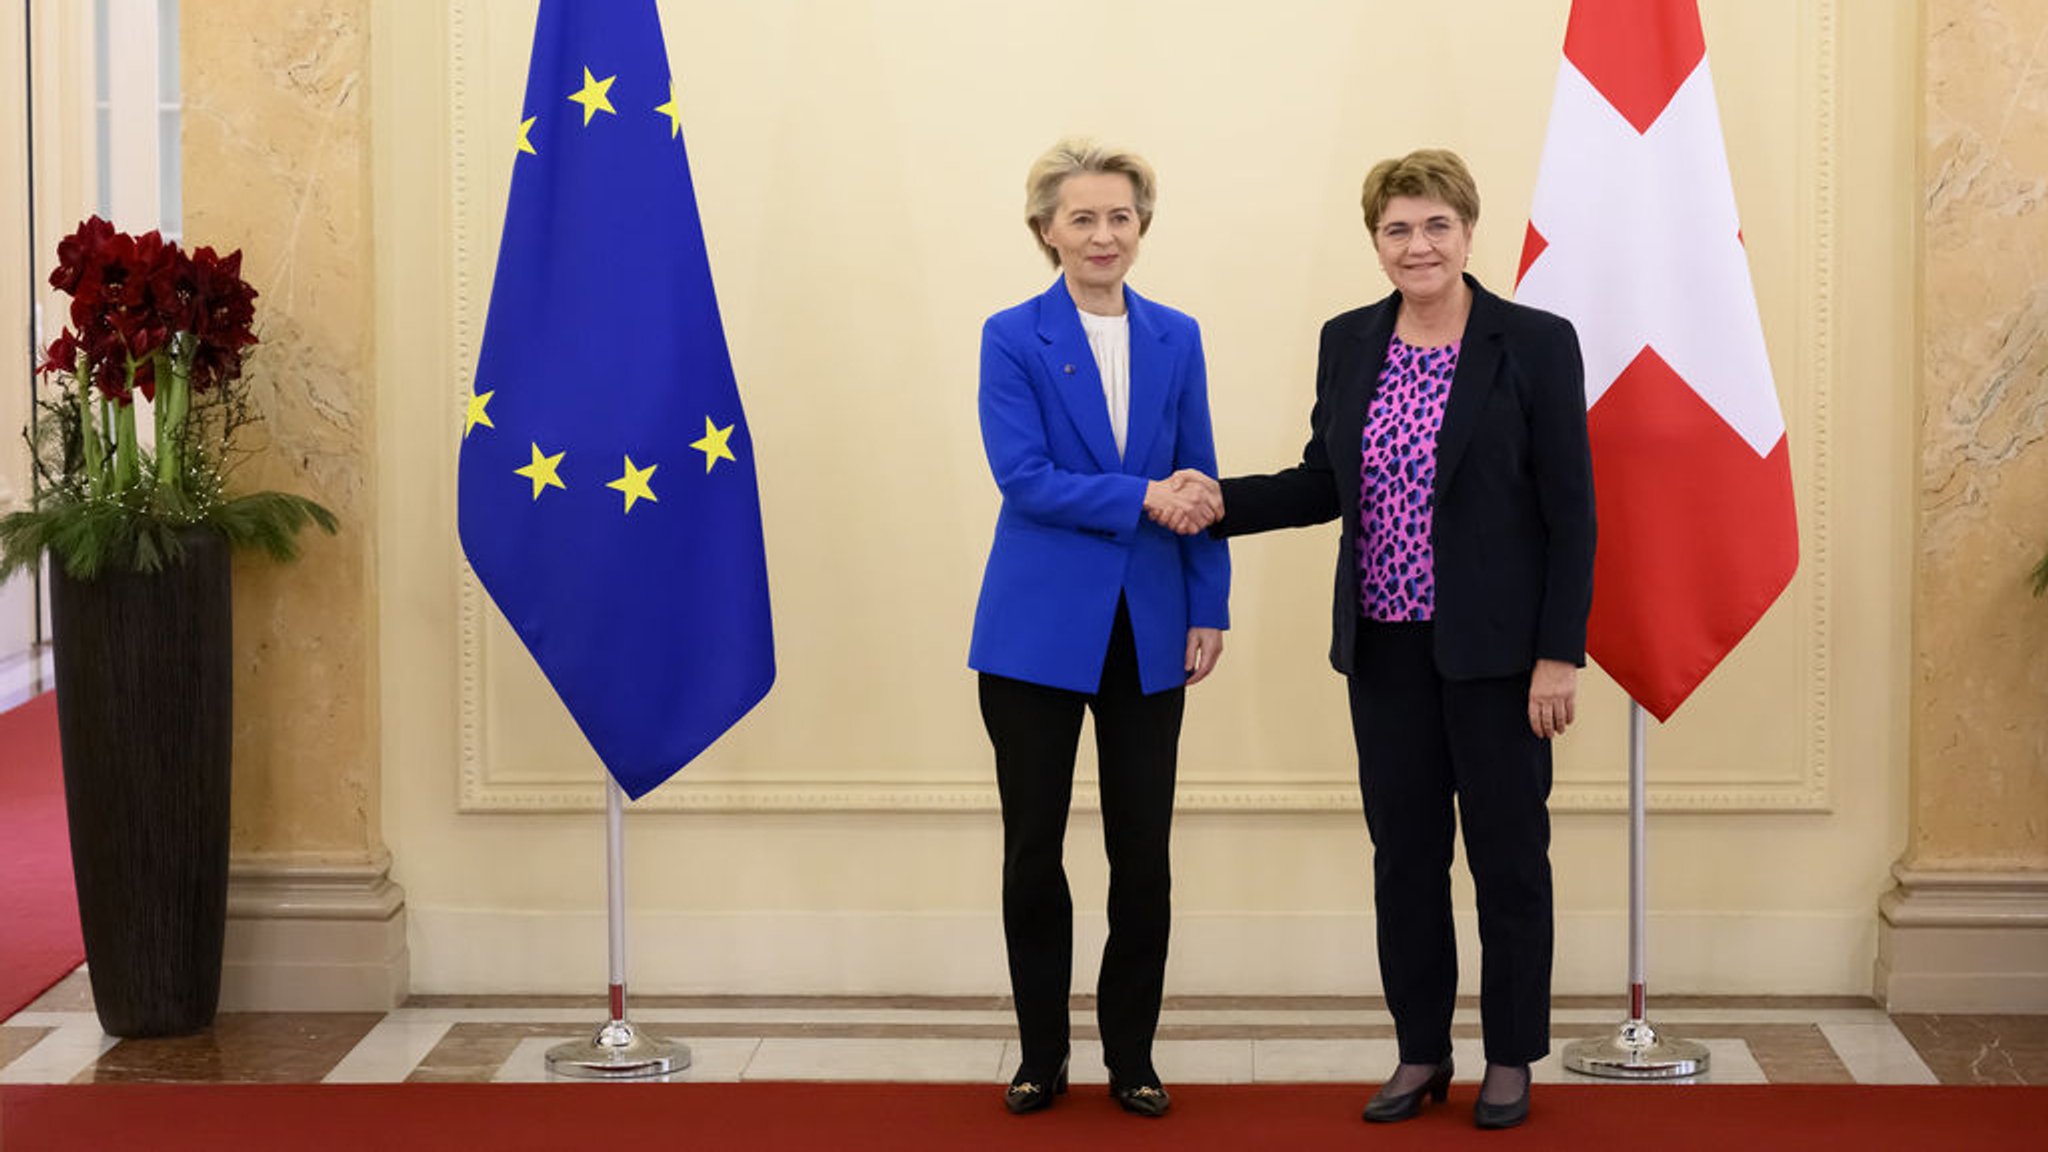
top-left (3, 968), bottom-right (2043, 1087)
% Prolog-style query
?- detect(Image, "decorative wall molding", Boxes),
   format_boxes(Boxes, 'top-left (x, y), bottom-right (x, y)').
top-left (1875, 866), bottom-right (2048, 1012)
top-left (219, 852), bottom-right (409, 1011)
top-left (449, 776), bottom-right (1837, 815)
top-left (1799, 0), bottom-right (1838, 813)
top-left (445, 1), bottom-right (1839, 817)
top-left (408, 905), bottom-right (1877, 997)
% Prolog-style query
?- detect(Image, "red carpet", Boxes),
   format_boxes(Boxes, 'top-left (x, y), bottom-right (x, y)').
top-left (0, 694), bottom-right (83, 1019)
top-left (0, 1082), bottom-right (2040, 1150)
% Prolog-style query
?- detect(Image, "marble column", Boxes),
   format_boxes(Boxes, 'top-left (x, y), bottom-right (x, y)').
top-left (1878, 0), bottom-right (2048, 1011)
top-left (182, 0), bottom-right (405, 1009)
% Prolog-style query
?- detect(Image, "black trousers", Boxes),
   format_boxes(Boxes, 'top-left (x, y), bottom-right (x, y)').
top-left (1347, 621), bottom-right (1553, 1066)
top-left (979, 601), bottom-right (1184, 1081)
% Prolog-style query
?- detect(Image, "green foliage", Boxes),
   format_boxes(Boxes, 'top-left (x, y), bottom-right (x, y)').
top-left (2034, 547), bottom-right (2048, 597)
top-left (214, 492), bottom-right (341, 563)
top-left (5, 216), bottom-right (337, 583)
top-left (0, 488), bottom-right (338, 582)
top-left (0, 376), bottom-right (337, 582)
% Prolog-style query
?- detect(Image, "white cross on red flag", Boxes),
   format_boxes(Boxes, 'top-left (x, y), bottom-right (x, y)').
top-left (1515, 0), bottom-right (1799, 721)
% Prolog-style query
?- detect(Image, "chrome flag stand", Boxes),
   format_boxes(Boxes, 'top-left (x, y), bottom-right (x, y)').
top-left (1563, 703), bottom-right (1709, 1079)
top-left (545, 778), bottom-right (688, 1079)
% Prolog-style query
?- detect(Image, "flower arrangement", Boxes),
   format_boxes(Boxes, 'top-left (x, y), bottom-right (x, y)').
top-left (0, 216), bottom-right (335, 579)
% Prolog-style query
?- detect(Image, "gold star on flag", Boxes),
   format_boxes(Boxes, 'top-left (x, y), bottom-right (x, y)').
top-left (606, 456), bottom-right (659, 513)
top-left (515, 117), bottom-right (537, 156)
top-left (515, 443), bottom-right (568, 499)
top-left (691, 417), bottom-right (738, 473)
top-left (568, 68), bottom-right (617, 126)
top-left (654, 82), bottom-right (685, 139)
top-left (465, 389), bottom-right (495, 438)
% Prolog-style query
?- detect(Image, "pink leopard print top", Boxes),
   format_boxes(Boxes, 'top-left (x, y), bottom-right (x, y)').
top-left (1357, 335), bottom-right (1459, 622)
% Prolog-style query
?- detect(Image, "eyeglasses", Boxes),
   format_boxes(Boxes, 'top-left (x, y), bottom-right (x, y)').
top-left (1375, 217), bottom-right (1462, 247)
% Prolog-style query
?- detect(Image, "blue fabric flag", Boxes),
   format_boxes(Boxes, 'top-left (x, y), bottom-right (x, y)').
top-left (457, 0), bottom-right (774, 800)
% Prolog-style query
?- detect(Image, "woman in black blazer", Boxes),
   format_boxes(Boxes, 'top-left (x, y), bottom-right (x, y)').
top-left (1209, 149), bottom-right (1594, 1130)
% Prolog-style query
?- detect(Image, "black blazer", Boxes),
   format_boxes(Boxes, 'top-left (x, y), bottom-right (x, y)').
top-left (1217, 275), bottom-right (1595, 680)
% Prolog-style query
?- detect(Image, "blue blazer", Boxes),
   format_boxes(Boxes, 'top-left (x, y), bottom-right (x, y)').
top-left (970, 279), bottom-right (1230, 695)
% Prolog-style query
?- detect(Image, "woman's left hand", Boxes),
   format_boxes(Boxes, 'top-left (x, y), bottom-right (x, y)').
top-left (1185, 627), bottom-right (1224, 685)
top-left (1528, 658), bottom-right (1578, 739)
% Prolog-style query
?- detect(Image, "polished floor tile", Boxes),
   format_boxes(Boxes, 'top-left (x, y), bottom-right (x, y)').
top-left (17, 970), bottom-right (93, 1014)
top-left (322, 1019), bottom-right (453, 1084)
top-left (1252, 1037), bottom-right (1399, 1083)
top-left (1820, 1020), bottom-right (1940, 1085)
top-left (741, 1037), bottom-right (1005, 1083)
top-left (0, 1027), bottom-right (53, 1071)
top-left (0, 1020), bottom-right (118, 1085)
top-left (1, 975), bottom-right (2036, 1089)
top-left (491, 1035), bottom-right (761, 1082)
top-left (1722, 1024), bottom-right (1855, 1084)
top-left (996, 1038), bottom-right (1257, 1085)
top-left (73, 1013), bottom-right (384, 1084)
top-left (1891, 1015), bottom-right (2048, 1085)
top-left (408, 1024), bottom-right (565, 1083)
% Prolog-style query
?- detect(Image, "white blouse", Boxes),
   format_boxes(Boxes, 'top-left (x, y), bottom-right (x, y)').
top-left (1078, 309), bottom-right (1131, 460)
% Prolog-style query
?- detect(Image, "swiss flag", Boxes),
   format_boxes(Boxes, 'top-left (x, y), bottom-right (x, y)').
top-left (1515, 0), bottom-right (1798, 721)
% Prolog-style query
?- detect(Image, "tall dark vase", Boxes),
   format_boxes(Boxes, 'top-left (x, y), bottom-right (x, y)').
top-left (49, 528), bottom-right (233, 1038)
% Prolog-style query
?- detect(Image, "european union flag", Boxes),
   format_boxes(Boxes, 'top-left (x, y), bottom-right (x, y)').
top-left (457, 0), bottom-right (774, 800)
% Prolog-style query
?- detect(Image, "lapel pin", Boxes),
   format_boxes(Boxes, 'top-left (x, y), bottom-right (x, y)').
top-left (1063, 364), bottom-right (1076, 375)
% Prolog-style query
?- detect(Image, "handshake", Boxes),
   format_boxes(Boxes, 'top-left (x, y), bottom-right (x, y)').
top-left (1143, 469), bottom-right (1224, 536)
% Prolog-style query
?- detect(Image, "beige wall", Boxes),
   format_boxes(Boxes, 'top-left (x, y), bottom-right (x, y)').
top-left (185, 0), bottom-right (383, 867)
top-left (1914, 0), bottom-right (2048, 871)
top-left (182, 0), bottom-right (406, 1010)
top-left (0, 13), bottom-right (28, 531)
top-left (1866, 0), bottom-right (2048, 1011)
top-left (1, 2), bottom-right (96, 661)
top-left (354, 0), bottom-right (1926, 997)
top-left (6, 0), bottom-right (387, 865)
top-left (14, 0), bottom-right (2038, 1014)
top-left (183, 0), bottom-right (383, 869)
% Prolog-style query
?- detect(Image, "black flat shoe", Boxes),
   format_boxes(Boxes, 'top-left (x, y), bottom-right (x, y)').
top-left (1003, 1058), bottom-right (1068, 1114)
top-left (1473, 1064), bottom-right (1531, 1130)
top-left (1108, 1076), bottom-right (1172, 1117)
top-left (1362, 1057), bottom-right (1453, 1123)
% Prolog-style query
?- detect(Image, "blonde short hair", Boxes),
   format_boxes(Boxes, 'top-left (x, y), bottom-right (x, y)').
top-left (1023, 138), bottom-right (1157, 267)
top-left (1360, 148), bottom-right (1480, 234)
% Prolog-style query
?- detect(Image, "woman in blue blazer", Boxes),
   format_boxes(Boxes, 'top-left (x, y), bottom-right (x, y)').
top-left (969, 139), bottom-right (1229, 1118)
top-left (1211, 150), bottom-right (1594, 1130)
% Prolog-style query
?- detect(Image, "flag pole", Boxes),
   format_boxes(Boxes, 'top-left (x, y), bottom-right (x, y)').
top-left (1562, 701), bottom-right (1709, 1079)
top-left (544, 777), bottom-right (688, 1079)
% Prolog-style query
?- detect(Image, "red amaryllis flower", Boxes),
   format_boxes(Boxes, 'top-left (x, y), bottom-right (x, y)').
top-left (70, 229), bottom-right (181, 370)
top-left (48, 216), bottom-right (119, 296)
top-left (38, 329), bottom-right (81, 376)
top-left (47, 320), bottom-right (119, 402)
top-left (185, 246), bottom-right (258, 392)
top-left (82, 343), bottom-right (135, 405)
top-left (42, 219), bottom-right (260, 403)
top-left (189, 342), bottom-right (247, 394)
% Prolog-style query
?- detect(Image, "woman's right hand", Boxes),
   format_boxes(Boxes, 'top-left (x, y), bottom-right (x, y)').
top-left (1144, 470), bottom-right (1222, 535)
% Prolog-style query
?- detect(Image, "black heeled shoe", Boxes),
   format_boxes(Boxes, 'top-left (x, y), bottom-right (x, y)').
top-left (1362, 1057), bottom-right (1453, 1123)
top-left (1108, 1074), bottom-right (1172, 1118)
top-left (1472, 1063), bottom-right (1531, 1130)
top-left (1003, 1057), bottom-right (1068, 1114)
